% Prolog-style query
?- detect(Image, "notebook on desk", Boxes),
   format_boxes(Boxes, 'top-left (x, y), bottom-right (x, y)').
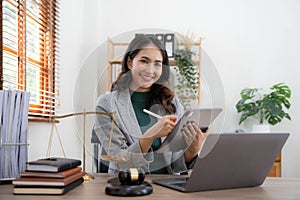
top-left (153, 133), bottom-right (289, 192)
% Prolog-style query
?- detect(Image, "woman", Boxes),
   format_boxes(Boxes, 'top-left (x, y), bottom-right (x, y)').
top-left (94, 35), bottom-right (208, 174)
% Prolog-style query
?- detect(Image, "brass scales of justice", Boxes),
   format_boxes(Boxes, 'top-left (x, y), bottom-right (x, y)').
top-left (47, 109), bottom-right (129, 181)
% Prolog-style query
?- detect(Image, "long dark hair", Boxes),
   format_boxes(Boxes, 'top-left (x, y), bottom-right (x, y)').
top-left (111, 35), bottom-right (176, 114)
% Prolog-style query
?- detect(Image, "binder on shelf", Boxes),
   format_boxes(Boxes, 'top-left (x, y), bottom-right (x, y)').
top-left (135, 33), bottom-right (165, 46)
top-left (164, 33), bottom-right (176, 58)
top-left (155, 33), bottom-right (165, 45)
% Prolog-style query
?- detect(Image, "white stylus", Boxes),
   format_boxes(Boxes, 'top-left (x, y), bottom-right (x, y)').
top-left (143, 109), bottom-right (162, 119)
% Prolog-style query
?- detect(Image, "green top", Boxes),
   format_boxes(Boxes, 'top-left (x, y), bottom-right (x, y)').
top-left (130, 90), bottom-right (167, 174)
top-left (130, 91), bottom-right (160, 149)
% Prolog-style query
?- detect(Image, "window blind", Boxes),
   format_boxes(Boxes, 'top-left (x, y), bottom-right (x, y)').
top-left (1, 0), bottom-right (60, 121)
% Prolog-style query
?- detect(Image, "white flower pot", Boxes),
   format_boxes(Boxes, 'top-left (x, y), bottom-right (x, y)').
top-left (252, 124), bottom-right (271, 133)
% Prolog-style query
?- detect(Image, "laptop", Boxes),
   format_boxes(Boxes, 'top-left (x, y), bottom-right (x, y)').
top-left (156, 108), bottom-right (223, 153)
top-left (153, 133), bottom-right (289, 192)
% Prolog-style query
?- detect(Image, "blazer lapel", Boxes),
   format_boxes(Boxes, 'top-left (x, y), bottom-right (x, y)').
top-left (113, 89), bottom-right (142, 142)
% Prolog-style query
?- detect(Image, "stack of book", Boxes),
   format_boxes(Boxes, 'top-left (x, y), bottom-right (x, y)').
top-left (13, 157), bottom-right (85, 195)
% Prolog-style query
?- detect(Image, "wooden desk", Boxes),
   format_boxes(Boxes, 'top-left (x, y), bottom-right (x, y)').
top-left (1, 174), bottom-right (300, 200)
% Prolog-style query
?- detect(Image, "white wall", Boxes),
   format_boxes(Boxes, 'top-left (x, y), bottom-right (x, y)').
top-left (28, 0), bottom-right (300, 177)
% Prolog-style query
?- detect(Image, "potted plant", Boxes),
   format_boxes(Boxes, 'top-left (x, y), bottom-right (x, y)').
top-left (236, 83), bottom-right (291, 132)
top-left (173, 32), bottom-right (199, 108)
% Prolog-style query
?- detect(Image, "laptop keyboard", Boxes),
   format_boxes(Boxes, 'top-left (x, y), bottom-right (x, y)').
top-left (172, 182), bottom-right (187, 188)
top-left (169, 177), bottom-right (189, 188)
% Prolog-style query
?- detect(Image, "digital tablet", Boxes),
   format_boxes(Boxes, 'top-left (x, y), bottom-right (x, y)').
top-left (156, 108), bottom-right (223, 153)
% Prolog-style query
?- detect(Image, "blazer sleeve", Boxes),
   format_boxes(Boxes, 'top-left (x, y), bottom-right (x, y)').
top-left (93, 92), bottom-right (153, 173)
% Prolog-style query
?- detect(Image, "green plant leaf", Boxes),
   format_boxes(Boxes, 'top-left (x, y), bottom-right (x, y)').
top-left (240, 88), bottom-right (259, 100)
top-left (236, 83), bottom-right (291, 125)
top-left (238, 102), bottom-right (260, 124)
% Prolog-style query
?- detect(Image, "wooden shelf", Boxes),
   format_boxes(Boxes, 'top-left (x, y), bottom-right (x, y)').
top-left (109, 60), bottom-right (122, 64)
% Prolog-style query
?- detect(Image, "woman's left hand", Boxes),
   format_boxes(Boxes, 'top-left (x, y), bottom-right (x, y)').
top-left (182, 121), bottom-right (209, 162)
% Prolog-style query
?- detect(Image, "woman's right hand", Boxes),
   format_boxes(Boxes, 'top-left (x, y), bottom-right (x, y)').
top-left (140, 115), bottom-right (177, 153)
top-left (146, 115), bottom-right (177, 138)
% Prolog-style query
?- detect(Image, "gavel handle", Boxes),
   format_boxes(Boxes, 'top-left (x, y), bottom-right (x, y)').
top-left (107, 176), bottom-right (120, 185)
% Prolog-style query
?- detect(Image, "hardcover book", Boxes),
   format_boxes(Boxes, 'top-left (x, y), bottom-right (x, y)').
top-left (12, 171), bottom-right (85, 186)
top-left (13, 177), bottom-right (84, 195)
top-left (26, 157), bottom-right (81, 172)
top-left (20, 167), bottom-right (82, 178)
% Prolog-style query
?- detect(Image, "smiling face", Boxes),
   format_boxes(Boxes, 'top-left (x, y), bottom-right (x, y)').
top-left (127, 44), bottom-right (163, 92)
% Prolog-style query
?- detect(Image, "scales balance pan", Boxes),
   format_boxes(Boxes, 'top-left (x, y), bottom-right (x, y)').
top-left (99, 112), bottom-right (129, 163)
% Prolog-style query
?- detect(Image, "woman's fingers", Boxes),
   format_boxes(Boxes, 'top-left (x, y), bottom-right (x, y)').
top-left (161, 115), bottom-right (177, 129)
top-left (183, 121), bottom-right (209, 144)
top-left (181, 125), bottom-right (194, 145)
top-left (191, 121), bottom-right (202, 133)
top-left (188, 121), bottom-right (208, 135)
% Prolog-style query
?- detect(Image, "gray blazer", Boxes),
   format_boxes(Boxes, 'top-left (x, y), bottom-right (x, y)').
top-left (93, 88), bottom-right (189, 174)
